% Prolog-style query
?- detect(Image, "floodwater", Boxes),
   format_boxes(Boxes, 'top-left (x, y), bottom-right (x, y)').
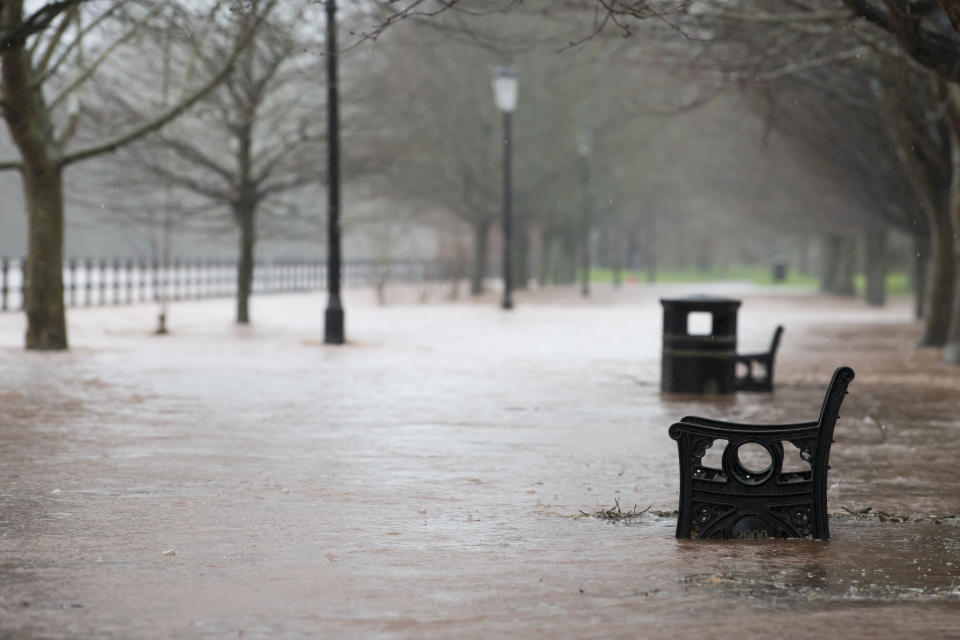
top-left (1, 284), bottom-right (958, 638)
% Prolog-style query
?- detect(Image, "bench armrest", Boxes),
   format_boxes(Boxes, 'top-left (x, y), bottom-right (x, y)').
top-left (681, 416), bottom-right (818, 430)
top-left (669, 419), bottom-right (819, 441)
top-left (736, 352), bottom-right (772, 361)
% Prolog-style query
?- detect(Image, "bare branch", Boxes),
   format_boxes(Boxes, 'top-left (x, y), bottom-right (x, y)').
top-left (49, 0), bottom-right (171, 112)
top-left (259, 172), bottom-right (320, 198)
top-left (35, 0), bottom-right (133, 86)
top-left (127, 155), bottom-right (232, 202)
top-left (60, 0), bottom-right (278, 168)
top-left (34, 3), bottom-right (77, 76)
top-left (153, 134), bottom-right (235, 185)
top-left (0, 0), bottom-right (85, 50)
top-left (843, 0), bottom-right (960, 82)
top-left (725, 45), bottom-right (873, 83)
top-left (344, 0), bottom-right (520, 51)
top-left (938, 0), bottom-right (960, 31)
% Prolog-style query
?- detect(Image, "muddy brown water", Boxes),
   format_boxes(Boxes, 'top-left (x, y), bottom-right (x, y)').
top-left (1, 286), bottom-right (958, 638)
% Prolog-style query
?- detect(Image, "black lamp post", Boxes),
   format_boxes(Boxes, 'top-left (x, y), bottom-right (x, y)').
top-left (492, 66), bottom-right (517, 310)
top-left (324, 0), bottom-right (344, 344)
top-left (577, 126), bottom-right (592, 298)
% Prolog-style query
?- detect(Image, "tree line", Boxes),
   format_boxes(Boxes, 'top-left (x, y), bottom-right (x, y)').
top-left (5, 0), bottom-right (960, 366)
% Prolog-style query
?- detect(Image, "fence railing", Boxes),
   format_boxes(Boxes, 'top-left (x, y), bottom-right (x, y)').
top-left (0, 257), bottom-right (453, 312)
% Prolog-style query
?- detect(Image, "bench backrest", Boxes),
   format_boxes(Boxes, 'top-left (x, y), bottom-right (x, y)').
top-left (815, 366), bottom-right (856, 456)
top-left (769, 325), bottom-right (784, 356)
top-left (811, 366), bottom-right (856, 537)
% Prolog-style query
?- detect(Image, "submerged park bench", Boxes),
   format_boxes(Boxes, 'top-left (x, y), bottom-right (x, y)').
top-left (668, 366), bottom-right (855, 540)
top-left (661, 297), bottom-right (784, 395)
top-left (734, 325), bottom-right (784, 392)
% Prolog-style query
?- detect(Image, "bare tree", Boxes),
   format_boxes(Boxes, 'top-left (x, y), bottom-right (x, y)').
top-left (93, 3), bottom-right (325, 325)
top-left (0, 0), bottom-right (274, 350)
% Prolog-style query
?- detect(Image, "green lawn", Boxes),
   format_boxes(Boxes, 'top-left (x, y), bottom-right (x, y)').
top-left (590, 266), bottom-right (911, 293)
top-left (853, 271), bottom-right (911, 295)
top-left (589, 266), bottom-right (817, 286)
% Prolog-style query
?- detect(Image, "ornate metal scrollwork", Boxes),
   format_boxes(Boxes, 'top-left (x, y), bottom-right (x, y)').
top-left (669, 366), bottom-right (855, 540)
top-left (770, 505), bottom-right (814, 539)
top-left (690, 501), bottom-right (735, 538)
top-left (690, 437), bottom-right (713, 463)
top-left (787, 438), bottom-right (816, 465)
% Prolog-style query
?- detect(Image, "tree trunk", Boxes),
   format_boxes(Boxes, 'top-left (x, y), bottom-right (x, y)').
top-left (910, 232), bottom-right (931, 321)
top-left (235, 205), bottom-right (256, 324)
top-left (820, 233), bottom-right (843, 294)
top-left (797, 234), bottom-right (811, 276)
top-left (449, 237), bottom-right (467, 300)
top-left (943, 87), bottom-right (960, 363)
top-left (512, 222), bottom-right (529, 290)
top-left (645, 211), bottom-right (657, 283)
top-left (885, 82), bottom-right (954, 346)
top-left (545, 232), bottom-right (565, 286)
top-left (610, 222), bottom-right (625, 288)
top-left (470, 219), bottom-right (490, 295)
top-left (821, 234), bottom-right (856, 296)
top-left (612, 235), bottom-right (624, 289)
top-left (921, 211), bottom-right (956, 346)
top-left (1, 2), bottom-right (67, 349)
top-left (23, 160), bottom-right (67, 349)
top-left (837, 236), bottom-right (857, 296)
top-left (626, 230), bottom-right (640, 271)
top-left (558, 231), bottom-right (577, 285)
top-left (863, 225), bottom-right (888, 307)
top-left (538, 229), bottom-right (552, 287)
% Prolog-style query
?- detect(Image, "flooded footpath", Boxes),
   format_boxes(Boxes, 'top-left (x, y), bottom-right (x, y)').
top-left (1, 285), bottom-right (958, 638)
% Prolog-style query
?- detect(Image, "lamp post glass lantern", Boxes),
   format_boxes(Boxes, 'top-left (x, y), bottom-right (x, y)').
top-left (492, 66), bottom-right (517, 310)
top-left (577, 126), bottom-right (592, 297)
top-left (492, 66), bottom-right (518, 112)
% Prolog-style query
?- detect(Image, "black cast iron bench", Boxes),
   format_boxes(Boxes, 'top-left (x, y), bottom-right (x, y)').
top-left (734, 325), bottom-right (783, 392)
top-left (668, 365), bottom-right (854, 540)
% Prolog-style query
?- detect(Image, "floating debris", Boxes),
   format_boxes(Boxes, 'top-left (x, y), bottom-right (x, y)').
top-left (574, 498), bottom-right (651, 521)
top-left (835, 507), bottom-right (957, 524)
top-left (684, 572), bottom-right (960, 603)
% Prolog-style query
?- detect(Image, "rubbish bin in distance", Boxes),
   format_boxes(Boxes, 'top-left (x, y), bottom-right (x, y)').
top-left (661, 295), bottom-right (741, 394)
top-left (772, 256), bottom-right (788, 283)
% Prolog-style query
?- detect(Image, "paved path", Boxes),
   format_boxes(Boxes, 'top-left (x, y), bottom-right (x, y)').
top-left (1, 285), bottom-right (958, 638)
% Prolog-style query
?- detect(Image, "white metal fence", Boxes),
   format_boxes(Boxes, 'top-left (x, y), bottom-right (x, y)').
top-left (0, 257), bottom-right (453, 312)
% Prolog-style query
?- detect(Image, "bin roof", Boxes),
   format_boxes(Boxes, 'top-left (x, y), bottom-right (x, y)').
top-left (660, 294), bottom-right (742, 308)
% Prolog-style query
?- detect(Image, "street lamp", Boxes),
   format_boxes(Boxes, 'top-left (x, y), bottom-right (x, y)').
top-left (576, 126), bottom-right (592, 297)
top-left (492, 65), bottom-right (517, 310)
top-left (324, 0), bottom-right (344, 344)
